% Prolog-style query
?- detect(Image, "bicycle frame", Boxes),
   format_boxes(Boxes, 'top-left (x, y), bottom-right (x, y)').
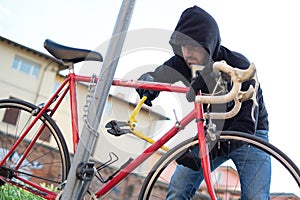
top-left (0, 71), bottom-right (217, 199)
top-left (94, 79), bottom-right (217, 199)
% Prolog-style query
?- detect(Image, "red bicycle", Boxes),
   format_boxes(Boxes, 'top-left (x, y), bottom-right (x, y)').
top-left (0, 39), bottom-right (299, 199)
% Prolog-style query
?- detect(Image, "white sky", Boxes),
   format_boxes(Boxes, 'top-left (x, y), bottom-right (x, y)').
top-left (1, 0), bottom-right (300, 195)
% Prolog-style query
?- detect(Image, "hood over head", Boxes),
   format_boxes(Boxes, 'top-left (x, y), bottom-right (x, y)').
top-left (170, 6), bottom-right (221, 60)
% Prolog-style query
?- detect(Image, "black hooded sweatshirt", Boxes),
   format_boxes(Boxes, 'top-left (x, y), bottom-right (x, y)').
top-left (142, 6), bottom-right (268, 135)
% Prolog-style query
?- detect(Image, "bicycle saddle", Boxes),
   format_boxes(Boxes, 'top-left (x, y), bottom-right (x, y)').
top-left (44, 39), bottom-right (103, 64)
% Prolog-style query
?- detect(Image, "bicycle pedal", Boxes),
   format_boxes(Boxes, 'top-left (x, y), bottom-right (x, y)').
top-left (76, 162), bottom-right (96, 181)
top-left (105, 120), bottom-right (130, 136)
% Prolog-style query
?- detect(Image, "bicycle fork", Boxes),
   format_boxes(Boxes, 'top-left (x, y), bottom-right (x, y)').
top-left (194, 101), bottom-right (217, 200)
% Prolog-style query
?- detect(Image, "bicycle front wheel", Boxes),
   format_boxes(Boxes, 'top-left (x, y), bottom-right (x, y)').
top-left (139, 131), bottom-right (300, 199)
top-left (0, 99), bottom-right (70, 196)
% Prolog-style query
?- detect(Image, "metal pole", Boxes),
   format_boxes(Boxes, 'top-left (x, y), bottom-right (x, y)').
top-left (61, 0), bottom-right (136, 199)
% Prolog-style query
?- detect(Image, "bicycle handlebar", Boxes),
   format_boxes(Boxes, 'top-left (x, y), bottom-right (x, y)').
top-left (113, 61), bottom-right (257, 120)
top-left (196, 61), bottom-right (258, 120)
top-left (43, 40), bottom-right (257, 120)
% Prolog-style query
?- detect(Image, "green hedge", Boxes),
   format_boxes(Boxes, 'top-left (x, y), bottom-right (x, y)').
top-left (0, 184), bottom-right (45, 200)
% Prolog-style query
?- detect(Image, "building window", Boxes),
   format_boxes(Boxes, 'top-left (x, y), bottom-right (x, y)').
top-left (2, 97), bottom-right (51, 143)
top-left (2, 105), bottom-right (51, 142)
top-left (11, 56), bottom-right (41, 78)
top-left (53, 81), bottom-right (61, 94)
top-left (53, 81), bottom-right (69, 100)
top-left (2, 105), bottom-right (20, 126)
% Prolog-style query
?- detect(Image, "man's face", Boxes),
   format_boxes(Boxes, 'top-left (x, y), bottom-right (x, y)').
top-left (181, 45), bottom-right (210, 68)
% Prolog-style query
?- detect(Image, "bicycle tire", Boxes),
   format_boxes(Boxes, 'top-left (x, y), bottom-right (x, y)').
top-left (0, 99), bottom-right (70, 195)
top-left (139, 131), bottom-right (300, 199)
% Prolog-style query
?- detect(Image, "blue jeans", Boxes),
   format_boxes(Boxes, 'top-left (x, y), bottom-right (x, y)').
top-left (166, 130), bottom-right (271, 200)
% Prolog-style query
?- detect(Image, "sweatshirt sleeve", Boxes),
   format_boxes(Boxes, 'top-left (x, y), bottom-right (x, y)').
top-left (140, 56), bottom-right (191, 86)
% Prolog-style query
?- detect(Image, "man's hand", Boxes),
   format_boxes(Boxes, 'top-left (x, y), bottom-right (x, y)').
top-left (136, 74), bottom-right (160, 106)
top-left (186, 65), bottom-right (216, 102)
top-left (186, 75), bottom-right (206, 102)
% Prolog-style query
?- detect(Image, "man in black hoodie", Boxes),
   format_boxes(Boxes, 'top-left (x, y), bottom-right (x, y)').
top-left (136, 6), bottom-right (270, 199)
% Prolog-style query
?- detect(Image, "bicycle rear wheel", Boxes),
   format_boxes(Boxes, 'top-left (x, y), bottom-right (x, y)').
top-left (0, 99), bottom-right (70, 196)
top-left (139, 131), bottom-right (300, 199)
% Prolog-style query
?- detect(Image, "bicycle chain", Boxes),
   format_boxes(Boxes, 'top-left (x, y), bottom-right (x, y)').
top-left (82, 74), bottom-right (100, 138)
top-left (0, 166), bottom-right (61, 184)
top-left (83, 73), bottom-right (97, 121)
